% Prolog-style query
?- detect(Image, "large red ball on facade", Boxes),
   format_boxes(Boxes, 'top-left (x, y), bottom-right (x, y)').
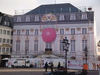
top-left (42, 28), bottom-right (56, 43)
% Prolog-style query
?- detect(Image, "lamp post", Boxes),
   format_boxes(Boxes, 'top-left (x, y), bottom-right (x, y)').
top-left (62, 37), bottom-right (70, 69)
top-left (84, 46), bottom-right (88, 64)
top-left (83, 46), bottom-right (88, 75)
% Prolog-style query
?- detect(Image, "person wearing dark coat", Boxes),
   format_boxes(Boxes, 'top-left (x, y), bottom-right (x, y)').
top-left (50, 62), bottom-right (54, 72)
top-left (44, 62), bottom-right (48, 72)
top-left (57, 62), bottom-right (61, 69)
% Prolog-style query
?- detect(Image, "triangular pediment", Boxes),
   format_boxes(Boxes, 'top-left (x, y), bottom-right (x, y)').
top-left (36, 54), bottom-right (63, 58)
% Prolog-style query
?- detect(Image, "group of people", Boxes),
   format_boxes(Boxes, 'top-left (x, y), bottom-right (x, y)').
top-left (44, 62), bottom-right (61, 72)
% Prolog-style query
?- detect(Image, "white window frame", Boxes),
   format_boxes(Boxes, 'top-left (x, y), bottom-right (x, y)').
top-left (25, 40), bottom-right (29, 54)
top-left (17, 30), bottom-right (20, 35)
top-left (3, 38), bottom-right (6, 43)
top-left (17, 16), bottom-right (21, 22)
top-left (25, 16), bottom-right (30, 22)
top-left (34, 40), bottom-right (38, 51)
top-left (60, 29), bottom-right (64, 35)
top-left (60, 40), bottom-right (63, 51)
top-left (2, 48), bottom-right (5, 53)
top-left (26, 29), bottom-right (29, 35)
top-left (16, 40), bottom-right (20, 52)
top-left (7, 31), bottom-right (10, 35)
top-left (34, 15), bottom-right (39, 21)
top-left (82, 40), bottom-right (87, 51)
top-left (70, 14), bottom-right (76, 20)
top-left (81, 13), bottom-right (87, 20)
top-left (35, 29), bottom-right (38, 35)
top-left (71, 28), bottom-right (75, 35)
top-left (6, 48), bottom-right (9, 53)
top-left (82, 28), bottom-right (87, 34)
top-left (3, 30), bottom-right (6, 34)
top-left (59, 14), bottom-right (65, 21)
top-left (71, 40), bottom-right (75, 51)
top-left (0, 29), bottom-right (2, 34)
top-left (7, 39), bottom-right (9, 43)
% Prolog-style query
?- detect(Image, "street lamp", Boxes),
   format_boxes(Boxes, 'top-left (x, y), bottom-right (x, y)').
top-left (84, 46), bottom-right (88, 64)
top-left (83, 46), bottom-right (88, 75)
top-left (62, 37), bottom-right (70, 69)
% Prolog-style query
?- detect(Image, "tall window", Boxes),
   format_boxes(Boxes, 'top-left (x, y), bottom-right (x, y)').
top-left (6, 48), bottom-right (9, 53)
top-left (60, 40), bottom-right (63, 51)
top-left (0, 29), bottom-right (2, 34)
top-left (0, 38), bottom-right (2, 43)
top-left (25, 40), bottom-right (29, 54)
top-left (0, 47), bottom-right (1, 52)
top-left (71, 28), bottom-right (75, 34)
top-left (60, 29), bottom-right (64, 35)
top-left (34, 40), bottom-right (38, 51)
top-left (0, 17), bottom-right (2, 22)
top-left (3, 39), bottom-right (6, 43)
top-left (26, 30), bottom-right (29, 35)
top-left (35, 29), bottom-right (38, 35)
top-left (17, 30), bottom-right (20, 35)
top-left (70, 40), bottom-right (75, 51)
top-left (82, 40), bottom-right (87, 51)
top-left (46, 43), bottom-right (52, 49)
top-left (16, 40), bottom-right (20, 52)
top-left (7, 39), bottom-right (9, 43)
top-left (3, 30), bottom-right (6, 34)
top-left (2, 48), bottom-right (5, 53)
top-left (82, 28), bottom-right (87, 34)
top-left (7, 31), bottom-right (10, 35)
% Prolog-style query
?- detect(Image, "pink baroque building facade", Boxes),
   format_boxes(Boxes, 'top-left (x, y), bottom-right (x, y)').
top-left (11, 3), bottom-right (97, 69)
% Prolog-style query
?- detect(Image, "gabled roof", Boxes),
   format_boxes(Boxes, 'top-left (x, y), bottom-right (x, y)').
top-left (25, 3), bottom-right (81, 15)
top-left (0, 12), bottom-right (13, 28)
top-left (0, 12), bottom-right (4, 16)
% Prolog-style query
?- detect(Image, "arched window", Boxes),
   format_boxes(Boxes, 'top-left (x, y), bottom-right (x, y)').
top-left (70, 40), bottom-right (75, 51)
top-left (35, 29), bottom-right (38, 35)
top-left (60, 40), bottom-right (63, 51)
top-left (34, 40), bottom-right (38, 51)
top-left (82, 40), bottom-right (87, 51)
top-left (16, 40), bottom-right (20, 52)
top-left (25, 40), bottom-right (29, 54)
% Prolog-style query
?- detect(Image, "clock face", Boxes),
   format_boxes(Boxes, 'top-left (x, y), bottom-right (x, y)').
top-left (42, 28), bottom-right (56, 43)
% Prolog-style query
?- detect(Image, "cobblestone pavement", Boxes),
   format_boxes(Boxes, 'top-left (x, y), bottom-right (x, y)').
top-left (0, 68), bottom-right (99, 75)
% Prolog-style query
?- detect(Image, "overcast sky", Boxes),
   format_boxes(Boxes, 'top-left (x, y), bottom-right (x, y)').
top-left (0, 0), bottom-right (100, 41)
